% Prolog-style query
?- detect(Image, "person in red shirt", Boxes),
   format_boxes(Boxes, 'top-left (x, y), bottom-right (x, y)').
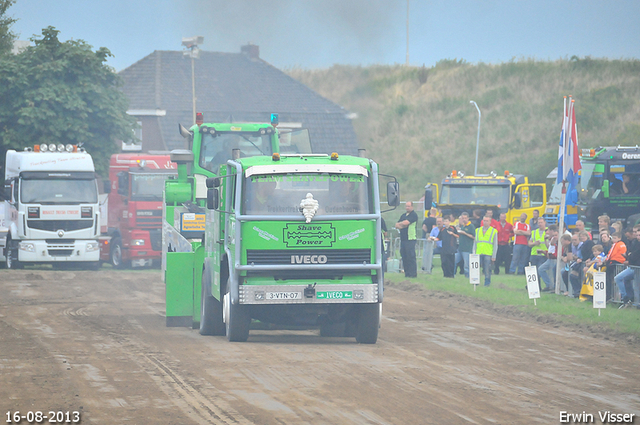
top-left (485, 209), bottom-right (500, 229)
top-left (509, 213), bottom-right (531, 275)
top-left (494, 213), bottom-right (514, 275)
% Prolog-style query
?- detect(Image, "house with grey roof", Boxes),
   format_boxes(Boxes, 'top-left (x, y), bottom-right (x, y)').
top-left (118, 45), bottom-right (359, 155)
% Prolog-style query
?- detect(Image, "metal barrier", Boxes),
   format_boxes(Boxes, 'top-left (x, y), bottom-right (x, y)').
top-left (421, 239), bottom-right (435, 274)
top-left (386, 237), bottom-right (436, 274)
top-left (611, 264), bottom-right (640, 304)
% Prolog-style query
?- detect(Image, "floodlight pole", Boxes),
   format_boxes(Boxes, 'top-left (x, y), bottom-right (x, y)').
top-left (470, 100), bottom-right (481, 175)
top-left (191, 52), bottom-right (196, 124)
top-left (183, 36), bottom-right (203, 125)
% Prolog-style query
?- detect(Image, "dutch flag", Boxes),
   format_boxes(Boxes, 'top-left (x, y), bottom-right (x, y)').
top-left (557, 99), bottom-right (581, 187)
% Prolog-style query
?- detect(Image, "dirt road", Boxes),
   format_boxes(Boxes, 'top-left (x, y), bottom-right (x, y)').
top-left (1, 269), bottom-right (639, 424)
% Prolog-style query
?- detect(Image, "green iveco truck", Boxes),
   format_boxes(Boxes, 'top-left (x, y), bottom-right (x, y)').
top-left (163, 116), bottom-right (398, 343)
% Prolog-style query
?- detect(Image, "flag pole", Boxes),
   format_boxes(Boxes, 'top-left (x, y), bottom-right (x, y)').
top-left (555, 97), bottom-right (570, 295)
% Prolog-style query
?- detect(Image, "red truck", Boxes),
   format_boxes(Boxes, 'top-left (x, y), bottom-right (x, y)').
top-left (100, 154), bottom-right (177, 268)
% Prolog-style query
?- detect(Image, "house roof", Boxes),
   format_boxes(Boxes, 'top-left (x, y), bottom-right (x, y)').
top-left (118, 49), bottom-right (359, 154)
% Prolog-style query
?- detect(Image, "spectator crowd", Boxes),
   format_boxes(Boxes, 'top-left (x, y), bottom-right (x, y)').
top-left (418, 209), bottom-right (640, 309)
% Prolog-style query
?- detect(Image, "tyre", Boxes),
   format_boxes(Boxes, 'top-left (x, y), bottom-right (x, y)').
top-left (343, 310), bottom-right (358, 337)
top-left (223, 279), bottom-right (251, 342)
top-left (355, 303), bottom-right (381, 344)
top-left (200, 269), bottom-right (225, 336)
top-left (110, 237), bottom-right (125, 269)
top-left (5, 239), bottom-right (22, 270)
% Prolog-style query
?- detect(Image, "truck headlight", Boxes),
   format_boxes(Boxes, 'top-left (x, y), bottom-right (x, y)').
top-left (18, 242), bottom-right (35, 252)
top-left (86, 242), bottom-right (99, 252)
top-left (131, 239), bottom-right (145, 246)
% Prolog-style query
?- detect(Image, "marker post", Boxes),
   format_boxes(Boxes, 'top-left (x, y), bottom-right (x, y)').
top-left (593, 271), bottom-right (606, 316)
top-left (525, 265), bottom-right (540, 306)
top-left (469, 254), bottom-right (480, 291)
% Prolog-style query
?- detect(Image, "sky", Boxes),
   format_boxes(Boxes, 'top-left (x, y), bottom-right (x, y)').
top-left (7, 0), bottom-right (640, 72)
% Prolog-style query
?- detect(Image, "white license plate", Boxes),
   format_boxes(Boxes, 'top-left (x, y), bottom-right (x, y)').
top-left (266, 291), bottom-right (302, 300)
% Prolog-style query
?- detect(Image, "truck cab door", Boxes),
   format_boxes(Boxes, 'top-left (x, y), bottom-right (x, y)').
top-left (424, 183), bottom-right (439, 209)
top-left (512, 184), bottom-right (546, 223)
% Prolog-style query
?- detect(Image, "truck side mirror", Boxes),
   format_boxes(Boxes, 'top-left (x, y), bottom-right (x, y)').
top-left (207, 188), bottom-right (219, 210)
top-left (387, 181), bottom-right (400, 207)
top-left (117, 172), bottom-right (128, 196)
top-left (103, 180), bottom-right (111, 194)
top-left (424, 188), bottom-right (433, 210)
top-left (3, 184), bottom-right (10, 201)
top-left (602, 179), bottom-right (610, 198)
top-left (514, 193), bottom-right (522, 209)
top-left (205, 177), bottom-right (220, 188)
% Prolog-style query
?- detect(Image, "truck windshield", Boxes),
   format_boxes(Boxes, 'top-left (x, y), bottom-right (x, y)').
top-left (440, 185), bottom-right (510, 207)
top-left (608, 162), bottom-right (640, 196)
top-left (21, 179), bottom-right (98, 204)
top-left (278, 129), bottom-right (313, 154)
top-left (548, 182), bottom-right (563, 204)
top-left (243, 173), bottom-right (370, 216)
top-left (131, 172), bottom-right (176, 201)
top-left (578, 163), bottom-right (603, 203)
top-left (200, 132), bottom-right (272, 172)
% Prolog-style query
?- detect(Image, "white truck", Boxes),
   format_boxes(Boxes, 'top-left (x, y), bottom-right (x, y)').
top-left (0, 201), bottom-right (7, 263)
top-left (3, 144), bottom-right (101, 269)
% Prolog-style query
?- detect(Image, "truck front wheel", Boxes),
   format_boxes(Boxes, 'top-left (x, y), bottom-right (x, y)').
top-left (355, 303), bottom-right (381, 344)
top-left (110, 237), bottom-right (125, 269)
top-left (200, 270), bottom-right (225, 336)
top-left (5, 239), bottom-right (22, 270)
top-left (223, 280), bottom-right (250, 342)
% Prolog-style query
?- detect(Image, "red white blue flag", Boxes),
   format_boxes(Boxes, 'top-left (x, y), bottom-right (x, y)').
top-left (557, 98), bottom-right (581, 187)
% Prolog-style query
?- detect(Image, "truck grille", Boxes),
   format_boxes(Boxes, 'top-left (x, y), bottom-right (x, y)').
top-left (47, 241), bottom-right (76, 257)
top-left (28, 220), bottom-right (93, 231)
top-left (246, 249), bottom-right (371, 265)
top-left (46, 239), bottom-right (75, 244)
top-left (136, 210), bottom-right (162, 227)
top-left (246, 249), bottom-right (373, 280)
top-left (48, 249), bottom-right (74, 257)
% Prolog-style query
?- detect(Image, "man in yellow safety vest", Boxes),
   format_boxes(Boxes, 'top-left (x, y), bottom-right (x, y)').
top-left (473, 216), bottom-right (498, 286)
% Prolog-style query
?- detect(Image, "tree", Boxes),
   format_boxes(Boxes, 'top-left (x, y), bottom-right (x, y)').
top-left (0, 26), bottom-right (135, 176)
top-left (0, 0), bottom-right (16, 56)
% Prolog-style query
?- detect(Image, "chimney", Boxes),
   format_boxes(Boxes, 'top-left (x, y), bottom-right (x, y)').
top-left (241, 44), bottom-right (259, 60)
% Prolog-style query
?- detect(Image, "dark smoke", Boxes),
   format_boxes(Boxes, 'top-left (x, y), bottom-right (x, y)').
top-left (184, 0), bottom-right (406, 68)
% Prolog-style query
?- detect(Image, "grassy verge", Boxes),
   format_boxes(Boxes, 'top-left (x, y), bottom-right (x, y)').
top-left (385, 268), bottom-right (640, 338)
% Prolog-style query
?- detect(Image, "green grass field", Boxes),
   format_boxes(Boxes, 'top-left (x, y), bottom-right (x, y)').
top-left (385, 262), bottom-right (640, 338)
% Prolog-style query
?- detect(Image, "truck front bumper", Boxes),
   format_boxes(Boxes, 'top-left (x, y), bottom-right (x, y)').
top-left (239, 283), bottom-right (379, 305)
top-left (17, 240), bottom-right (101, 262)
